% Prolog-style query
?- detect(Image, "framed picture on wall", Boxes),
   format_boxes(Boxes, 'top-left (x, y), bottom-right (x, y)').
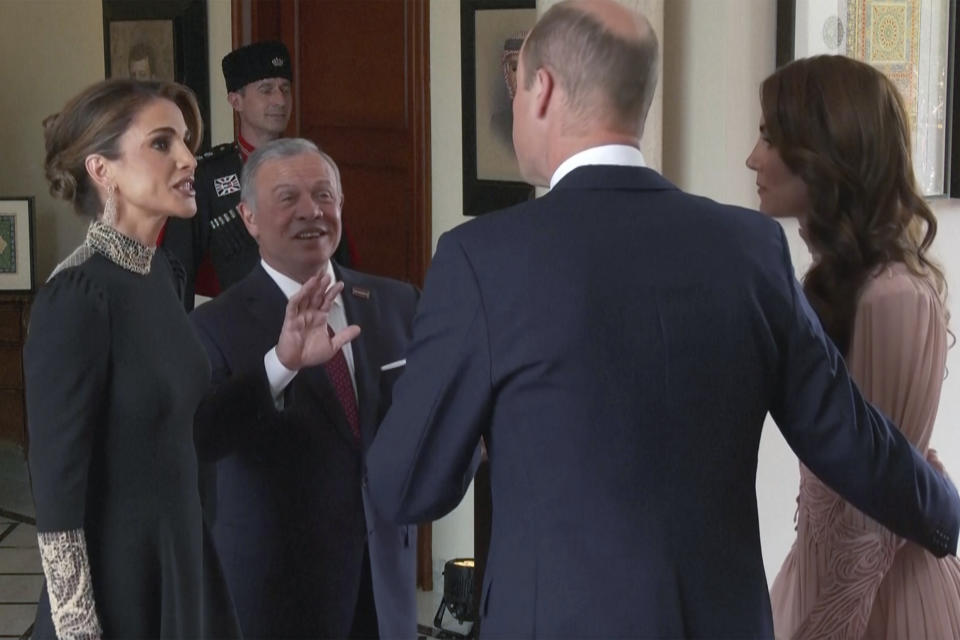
top-left (461, 0), bottom-right (537, 216)
top-left (776, 0), bottom-right (958, 197)
top-left (0, 197), bottom-right (36, 293)
top-left (102, 0), bottom-right (211, 152)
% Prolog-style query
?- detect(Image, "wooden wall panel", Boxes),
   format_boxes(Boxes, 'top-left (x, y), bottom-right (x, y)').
top-left (0, 295), bottom-right (31, 448)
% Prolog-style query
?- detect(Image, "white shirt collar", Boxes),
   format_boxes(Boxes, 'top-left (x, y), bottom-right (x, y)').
top-left (261, 259), bottom-right (342, 308)
top-left (549, 144), bottom-right (646, 189)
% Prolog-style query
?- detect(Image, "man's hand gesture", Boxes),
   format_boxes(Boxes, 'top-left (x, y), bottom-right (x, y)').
top-left (276, 271), bottom-right (361, 371)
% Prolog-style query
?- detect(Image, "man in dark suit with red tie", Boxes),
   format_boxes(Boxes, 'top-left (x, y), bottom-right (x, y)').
top-left (192, 138), bottom-right (418, 638)
top-left (365, 1), bottom-right (960, 637)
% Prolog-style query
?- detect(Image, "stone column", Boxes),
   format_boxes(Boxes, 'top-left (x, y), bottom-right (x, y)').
top-left (536, 0), bottom-right (664, 171)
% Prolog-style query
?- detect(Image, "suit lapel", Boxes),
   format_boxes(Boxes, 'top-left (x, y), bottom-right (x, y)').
top-left (242, 266), bottom-right (287, 342)
top-left (337, 266), bottom-right (379, 450)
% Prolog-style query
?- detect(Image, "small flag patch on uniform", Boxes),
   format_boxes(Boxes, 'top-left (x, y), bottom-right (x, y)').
top-left (214, 173), bottom-right (241, 197)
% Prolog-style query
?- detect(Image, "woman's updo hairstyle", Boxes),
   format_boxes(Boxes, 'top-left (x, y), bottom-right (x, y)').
top-left (43, 78), bottom-right (203, 218)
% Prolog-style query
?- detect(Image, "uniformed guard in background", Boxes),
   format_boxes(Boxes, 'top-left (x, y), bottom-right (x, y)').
top-left (163, 40), bottom-right (356, 309)
top-left (162, 41), bottom-right (292, 309)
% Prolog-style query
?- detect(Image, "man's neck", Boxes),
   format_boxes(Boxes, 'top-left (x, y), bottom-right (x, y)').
top-left (261, 257), bottom-right (333, 288)
top-left (545, 132), bottom-right (640, 182)
top-left (238, 125), bottom-right (279, 151)
top-left (115, 211), bottom-right (167, 247)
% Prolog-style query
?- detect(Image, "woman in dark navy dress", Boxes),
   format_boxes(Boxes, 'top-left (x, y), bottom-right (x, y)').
top-left (24, 79), bottom-right (240, 638)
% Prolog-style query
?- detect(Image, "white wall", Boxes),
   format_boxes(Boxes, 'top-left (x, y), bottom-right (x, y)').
top-left (928, 196), bottom-right (960, 494)
top-left (0, 1), bottom-right (105, 280)
top-left (430, 0), bottom-right (468, 247)
top-left (207, 0), bottom-right (236, 147)
top-left (662, 0), bottom-right (777, 208)
top-left (428, 0), bottom-right (477, 580)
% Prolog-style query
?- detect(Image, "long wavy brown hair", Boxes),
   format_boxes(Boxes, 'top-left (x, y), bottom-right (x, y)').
top-left (760, 55), bottom-right (947, 355)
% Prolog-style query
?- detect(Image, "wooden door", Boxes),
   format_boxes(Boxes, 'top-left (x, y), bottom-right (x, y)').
top-left (239, 0), bottom-right (431, 287)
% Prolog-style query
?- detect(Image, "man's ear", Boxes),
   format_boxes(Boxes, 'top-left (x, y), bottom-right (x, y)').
top-left (227, 91), bottom-right (242, 112)
top-left (533, 66), bottom-right (555, 119)
top-left (238, 200), bottom-right (258, 239)
top-left (84, 154), bottom-right (113, 190)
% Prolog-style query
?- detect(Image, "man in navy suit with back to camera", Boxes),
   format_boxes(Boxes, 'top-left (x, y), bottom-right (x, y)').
top-left (366, 0), bottom-right (960, 637)
top-left (191, 138), bottom-right (418, 638)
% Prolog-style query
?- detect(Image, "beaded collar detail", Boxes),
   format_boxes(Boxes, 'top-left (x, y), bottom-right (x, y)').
top-left (85, 221), bottom-right (155, 275)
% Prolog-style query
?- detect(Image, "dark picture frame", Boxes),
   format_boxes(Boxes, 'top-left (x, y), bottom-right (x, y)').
top-left (776, 0), bottom-right (959, 197)
top-left (775, 0), bottom-right (795, 69)
top-left (0, 197), bottom-right (37, 293)
top-left (461, 0), bottom-right (536, 216)
top-left (102, 0), bottom-right (211, 152)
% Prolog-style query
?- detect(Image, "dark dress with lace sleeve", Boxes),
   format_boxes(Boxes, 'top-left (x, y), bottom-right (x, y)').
top-left (24, 224), bottom-right (240, 639)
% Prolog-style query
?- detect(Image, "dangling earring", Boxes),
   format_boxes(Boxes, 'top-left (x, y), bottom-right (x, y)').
top-left (102, 184), bottom-right (117, 226)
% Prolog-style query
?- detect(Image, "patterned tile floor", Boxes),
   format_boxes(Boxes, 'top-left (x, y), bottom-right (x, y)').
top-left (0, 440), bottom-right (470, 639)
top-left (0, 442), bottom-right (38, 639)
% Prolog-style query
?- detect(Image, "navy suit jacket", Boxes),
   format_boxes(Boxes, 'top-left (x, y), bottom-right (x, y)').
top-left (366, 166), bottom-right (960, 638)
top-left (192, 263), bottom-right (419, 639)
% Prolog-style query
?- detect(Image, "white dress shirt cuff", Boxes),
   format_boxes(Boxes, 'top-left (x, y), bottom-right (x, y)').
top-left (264, 347), bottom-right (298, 408)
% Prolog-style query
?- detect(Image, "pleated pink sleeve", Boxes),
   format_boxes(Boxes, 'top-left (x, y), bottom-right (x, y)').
top-left (791, 266), bottom-right (948, 640)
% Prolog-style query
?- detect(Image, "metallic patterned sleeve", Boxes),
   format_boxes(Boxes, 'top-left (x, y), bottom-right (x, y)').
top-left (37, 529), bottom-right (102, 640)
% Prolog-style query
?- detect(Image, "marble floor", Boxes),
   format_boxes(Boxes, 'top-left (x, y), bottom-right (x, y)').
top-left (0, 441), bottom-right (474, 639)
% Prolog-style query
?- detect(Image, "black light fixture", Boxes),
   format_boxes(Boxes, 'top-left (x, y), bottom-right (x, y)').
top-left (433, 558), bottom-right (476, 637)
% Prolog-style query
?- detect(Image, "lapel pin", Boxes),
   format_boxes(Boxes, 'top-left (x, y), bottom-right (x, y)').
top-left (352, 286), bottom-right (371, 300)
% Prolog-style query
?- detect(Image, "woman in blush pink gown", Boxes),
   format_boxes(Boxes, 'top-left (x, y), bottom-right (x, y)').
top-left (746, 55), bottom-right (960, 639)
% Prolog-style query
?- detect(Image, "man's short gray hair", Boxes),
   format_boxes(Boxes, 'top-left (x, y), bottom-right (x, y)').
top-left (521, 1), bottom-right (659, 134)
top-left (240, 137), bottom-right (343, 213)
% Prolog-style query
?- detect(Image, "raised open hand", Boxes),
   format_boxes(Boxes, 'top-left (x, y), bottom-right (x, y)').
top-left (276, 271), bottom-right (361, 371)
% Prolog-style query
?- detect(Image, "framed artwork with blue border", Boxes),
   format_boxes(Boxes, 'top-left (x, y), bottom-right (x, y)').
top-left (0, 197), bottom-right (36, 293)
top-left (776, 0), bottom-right (958, 197)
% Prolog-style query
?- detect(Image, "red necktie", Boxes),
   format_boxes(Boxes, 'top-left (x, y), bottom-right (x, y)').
top-left (324, 325), bottom-right (360, 441)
